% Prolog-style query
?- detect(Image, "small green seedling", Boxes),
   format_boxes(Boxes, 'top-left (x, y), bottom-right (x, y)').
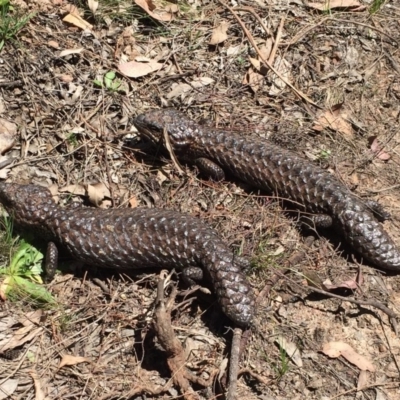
top-left (0, 226), bottom-right (55, 304)
top-left (93, 71), bottom-right (122, 92)
top-left (369, 0), bottom-right (386, 14)
top-left (318, 149), bottom-right (331, 160)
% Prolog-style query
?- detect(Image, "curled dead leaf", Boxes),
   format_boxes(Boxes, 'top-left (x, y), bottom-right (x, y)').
top-left (313, 104), bottom-right (354, 138)
top-left (269, 56), bottom-right (292, 96)
top-left (243, 68), bottom-right (264, 93)
top-left (87, 182), bottom-right (111, 208)
top-left (58, 354), bottom-right (90, 369)
top-left (322, 342), bottom-right (375, 371)
top-left (209, 22), bottom-right (229, 45)
top-left (368, 136), bottom-right (391, 161)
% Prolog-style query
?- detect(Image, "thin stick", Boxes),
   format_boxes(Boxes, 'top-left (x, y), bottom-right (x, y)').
top-left (218, 0), bottom-right (319, 107)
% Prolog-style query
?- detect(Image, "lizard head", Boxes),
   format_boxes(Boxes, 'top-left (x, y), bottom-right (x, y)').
top-left (0, 183), bottom-right (56, 228)
top-left (133, 109), bottom-right (199, 151)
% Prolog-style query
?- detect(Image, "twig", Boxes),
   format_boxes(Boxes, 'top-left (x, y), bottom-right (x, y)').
top-left (268, 16), bottom-right (285, 65)
top-left (226, 327), bottom-right (243, 400)
top-left (285, 17), bottom-right (397, 47)
top-left (238, 367), bottom-right (272, 385)
top-left (306, 286), bottom-right (398, 334)
top-left (233, 6), bottom-right (273, 40)
top-left (218, 0), bottom-right (319, 107)
top-left (163, 127), bottom-right (186, 175)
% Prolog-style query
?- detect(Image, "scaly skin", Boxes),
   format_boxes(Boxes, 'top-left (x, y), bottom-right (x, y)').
top-left (0, 183), bottom-right (255, 327)
top-left (133, 109), bottom-right (400, 272)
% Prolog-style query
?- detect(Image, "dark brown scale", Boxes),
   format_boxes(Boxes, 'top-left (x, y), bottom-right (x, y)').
top-left (0, 183), bottom-right (255, 327)
top-left (133, 109), bottom-right (400, 272)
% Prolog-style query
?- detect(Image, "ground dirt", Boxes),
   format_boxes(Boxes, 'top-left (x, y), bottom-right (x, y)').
top-left (0, 0), bottom-right (400, 399)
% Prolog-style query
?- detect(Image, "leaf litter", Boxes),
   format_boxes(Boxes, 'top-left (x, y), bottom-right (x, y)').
top-left (0, 0), bottom-right (400, 399)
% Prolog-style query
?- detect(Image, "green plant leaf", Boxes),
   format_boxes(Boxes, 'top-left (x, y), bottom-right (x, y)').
top-left (13, 276), bottom-right (55, 303)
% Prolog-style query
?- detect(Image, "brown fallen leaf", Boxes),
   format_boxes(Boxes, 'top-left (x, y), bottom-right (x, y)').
top-left (0, 379), bottom-right (18, 400)
top-left (134, 0), bottom-right (172, 22)
top-left (269, 56), bottom-right (292, 96)
top-left (242, 68), bottom-right (264, 93)
top-left (307, 0), bottom-right (366, 11)
top-left (368, 136), bottom-right (391, 161)
top-left (129, 195), bottom-right (138, 208)
top-left (322, 342), bottom-right (375, 371)
top-left (48, 40), bottom-right (59, 49)
top-left (209, 21), bottom-right (229, 45)
top-left (357, 370), bottom-right (370, 391)
top-left (0, 118), bottom-right (16, 154)
top-left (63, 13), bottom-right (93, 31)
top-left (0, 326), bottom-right (43, 353)
top-left (118, 60), bottom-right (163, 78)
top-left (87, 182), bottom-right (111, 208)
top-left (29, 371), bottom-right (46, 400)
top-left (313, 104), bottom-right (354, 138)
top-left (58, 354), bottom-right (90, 369)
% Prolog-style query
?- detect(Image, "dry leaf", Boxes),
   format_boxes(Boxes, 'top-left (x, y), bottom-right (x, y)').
top-left (165, 3), bottom-right (178, 13)
top-left (357, 370), bottom-right (370, 391)
top-left (166, 83), bottom-right (192, 99)
top-left (322, 342), bottom-right (375, 371)
top-left (322, 277), bottom-right (358, 290)
top-left (191, 77), bottom-right (214, 88)
top-left (134, 0), bottom-right (172, 21)
top-left (20, 310), bottom-right (43, 327)
top-left (48, 40), bottom-right (59, 48)
top-left (0, 118), bottom-right (16, 154)
top-left (259, 39), bottom-right (273, 60)
top-left (87, 182), bottom-right (111, 208)
top-left (313, 104), bottom-right (354, 138)
top-left (368, 136), bottom-right (391, 161)
top-left (59, 48), bottom-right (84, 57)
top-left (29, 371), bottom-right (46, 400)
top-left (0, 379), bottom-right (18, 400)
top-left (269, 56), bottom-right (292, 96)
top-left (58, 74), bottom-right (74, 83)
top-left (307, 0), bottom-right (366, 11)
top-left (58, 354), bottom-right (90, 369)
top-left (275, 336), bottom-right (303, 367)
top-left (249, 57), bottom-right (261, 71)
top-left (243, 68), bottom-right (264, 93)
top-left (129, 196), bottom-right (138, 208)
top-left (88, 0), bottom-right (99, 13)
top-left (0, 327), bottom-right (43, 352)
top-left (209, 22), bottom-right (229, 45)
top-left (156, 170), bottom-right (168, 185)
top-left (226, 45), bottom-right (241, 56)
top-left (118, 60), bottom-right (163, 78)
top-left (63, 13), bottom-right (93, 31)
top-left (59, 184), bottom-right (86, 196)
